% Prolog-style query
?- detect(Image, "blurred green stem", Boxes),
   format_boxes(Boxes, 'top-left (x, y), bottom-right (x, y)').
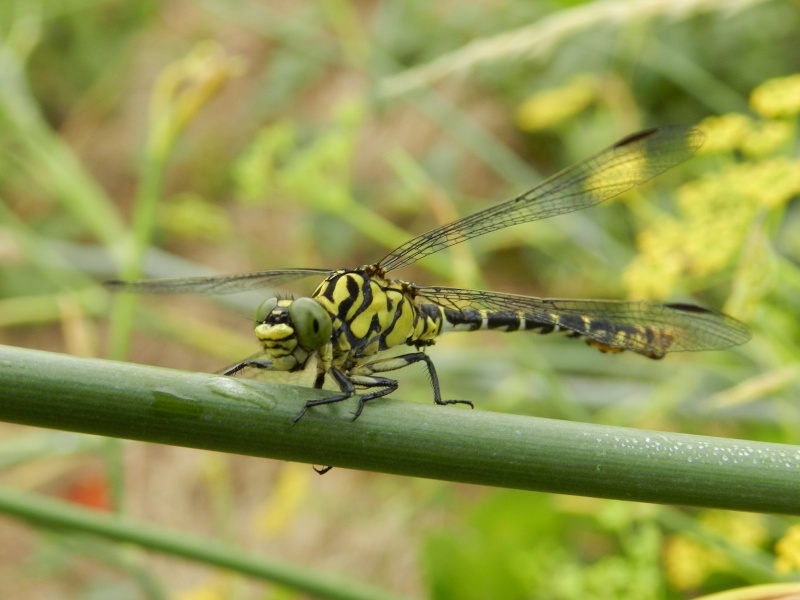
top-left (105, 149), bottom-right (168, 361)
top-left (0, 485), bottom-right (408, 600)
top-left (106, 43), bottom-right (242, 360)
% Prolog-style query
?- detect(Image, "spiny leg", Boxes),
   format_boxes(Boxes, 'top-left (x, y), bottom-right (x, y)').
top-left (291, 367), bottom-right (358, 424)
top-left (346, 374), bottom-right (399, 419)
top-left (295, 351), bottom-right (475, 423)
top-left (351, 351), bottom-right (474, 412)
top-left (294, 369), bottom-right (399, 423)
top-left (222, 359), bottom-right (273, 376)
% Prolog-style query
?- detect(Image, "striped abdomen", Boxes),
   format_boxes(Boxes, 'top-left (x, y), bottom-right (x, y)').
top-left (437, 306), bottom-right (675, 359)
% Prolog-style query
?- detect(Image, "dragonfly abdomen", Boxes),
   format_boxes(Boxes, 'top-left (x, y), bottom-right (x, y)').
top-left (438, 306), bottom-right (674, 359)
top-left (440, 308), bottom-right (554, 333)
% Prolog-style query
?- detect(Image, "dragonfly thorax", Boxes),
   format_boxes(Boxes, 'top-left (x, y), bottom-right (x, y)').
top-left (253, 297), bottom-right (332, 371)
top-left (311, 268), bottom-right (444, 370)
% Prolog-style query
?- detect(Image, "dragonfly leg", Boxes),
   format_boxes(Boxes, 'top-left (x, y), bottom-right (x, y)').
top-left (352, 352), bottom-right (474, 411)
top-left (298, 368), bottom-right (392, 475)
top-left (347, 374), bottom-right (399, 418)
top-left (295, 368), bottom-right (400, 422)
top-left (292, 366), bottom-right (357, 424)
top-left (313, 370), bottom-right (326, 389)
top-left (296, 352), bottom-right (474, 423)
top-left (222, 359), bottom-right (272, 376)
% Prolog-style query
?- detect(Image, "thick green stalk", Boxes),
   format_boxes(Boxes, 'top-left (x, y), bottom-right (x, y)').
top-left (0, 344), bottom-right (798, 514)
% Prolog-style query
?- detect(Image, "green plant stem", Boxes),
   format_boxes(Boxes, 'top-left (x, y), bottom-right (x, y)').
top-left (106, 151), bottom-right (169, 362)
top-left (1, 344), bottom-right (798, 515)
top-left (0, 485), bottom-right (407, 600)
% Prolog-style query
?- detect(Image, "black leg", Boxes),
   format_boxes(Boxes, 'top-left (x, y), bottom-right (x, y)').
top-left (352, 352), bottom-right (473, 410)
top-left (222, 359), bottom-right (272, 376)
top-left (348, 376), bottom-right (398, 419)
top-left (293, 352), bottom-right (474, 423)
top-left (411, 352), bottom-right (474, 410)
top-left (291, 367), bottom-right (357, 424)
top-left (313, 369), bottom-right (326, 389)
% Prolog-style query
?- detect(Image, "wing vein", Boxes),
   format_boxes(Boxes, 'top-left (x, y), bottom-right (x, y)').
top-left (378, 126), bottom-right (704, 272)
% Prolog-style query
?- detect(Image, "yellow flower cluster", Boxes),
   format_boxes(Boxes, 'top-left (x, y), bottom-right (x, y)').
top-left (697, 114), bottom-right (794, 157)
top-left (750, 73), bottom-right (800, 119)
top-left (515, 75), bottom-right (598, 131)
top-left (776, 524), bottom-right (800, 574)
top-left (624, 74), bottom-right (800, 302)
top-left (663, 511), bottom-right (770, 590)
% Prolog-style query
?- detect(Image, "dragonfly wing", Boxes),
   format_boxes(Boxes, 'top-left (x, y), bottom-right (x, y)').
top-left (105, 268), bottom-right (333, 295)
top-left (379, 126), bottom-right (704, 272)
top-left (416, 286), bottom-right (750, 357)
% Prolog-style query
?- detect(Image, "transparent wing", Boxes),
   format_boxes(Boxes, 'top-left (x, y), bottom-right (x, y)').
top-left (105, 268), bottom-right (333, 295)
top-left (416, 286), bottom-right (750, 356)
top-left (378, 126), bottom-right (704, 272)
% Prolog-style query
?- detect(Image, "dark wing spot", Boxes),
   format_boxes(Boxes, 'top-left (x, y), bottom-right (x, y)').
top-left (664, 303), bottom-right (714, 314)
top-left (613, 128), bottom-right (658, 148)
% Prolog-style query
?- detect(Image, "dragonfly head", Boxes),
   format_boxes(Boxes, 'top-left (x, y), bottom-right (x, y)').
top-left (253, 298), bottom-right (332, 369)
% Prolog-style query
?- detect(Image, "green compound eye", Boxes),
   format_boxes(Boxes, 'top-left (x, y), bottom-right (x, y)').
top-left (288, 298), bottom-right (332, 349)
top-left (254, 298), bottom-right (278, 323)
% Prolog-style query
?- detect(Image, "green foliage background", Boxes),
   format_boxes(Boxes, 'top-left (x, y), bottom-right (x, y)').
top-left (0, 0), bottom-right (799, 598)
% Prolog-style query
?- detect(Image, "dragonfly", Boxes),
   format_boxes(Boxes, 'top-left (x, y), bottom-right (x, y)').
top-left (107, 126), bottom-right (750, 424)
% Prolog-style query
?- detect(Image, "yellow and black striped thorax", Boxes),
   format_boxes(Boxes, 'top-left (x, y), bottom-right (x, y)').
top-left (311, 268), bottom-right (443, 365)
